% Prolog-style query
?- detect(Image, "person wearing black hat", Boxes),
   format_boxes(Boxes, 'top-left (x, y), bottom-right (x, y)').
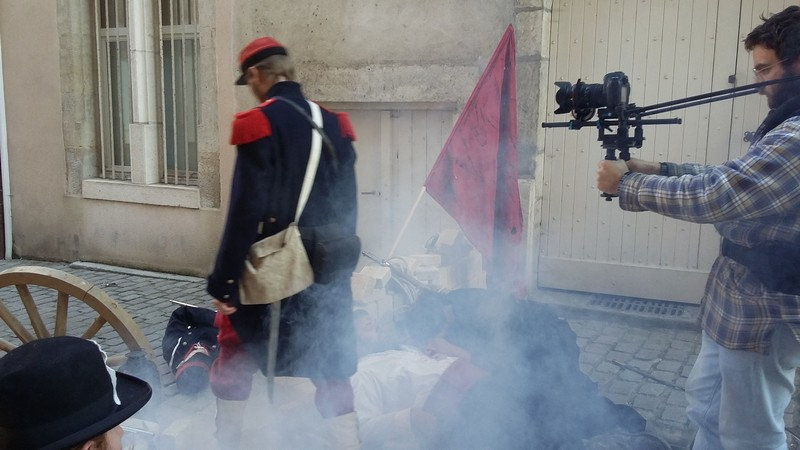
top-left (0, 336), bottom-right (152, 450)
top-left (207, 36), bottom-right (360, 448)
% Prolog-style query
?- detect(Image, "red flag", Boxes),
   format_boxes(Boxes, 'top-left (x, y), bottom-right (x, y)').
top-left (424, 25), bottom-right (523, 292)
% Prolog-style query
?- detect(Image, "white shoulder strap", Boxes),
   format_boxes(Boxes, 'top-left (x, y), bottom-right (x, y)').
top-left (294, 101), bottom-right (323, 223)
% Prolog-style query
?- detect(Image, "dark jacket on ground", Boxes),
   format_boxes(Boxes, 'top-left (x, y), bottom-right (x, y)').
top-left (207, 81), bottom-right (358, 379)
top-left (430, 289), bottom-right (646, 448)
top-left (162, 305), bottom-right (218, 371)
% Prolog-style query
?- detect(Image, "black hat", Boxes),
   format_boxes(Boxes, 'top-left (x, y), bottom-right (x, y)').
top-left (235, 36), bottom-right (288, 85)
top-left (0, 336), bottom-right (153, 449)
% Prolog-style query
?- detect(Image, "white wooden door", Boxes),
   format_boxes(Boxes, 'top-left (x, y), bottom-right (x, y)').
top-left (539, 0), bottom-right (742, 303)
top-left (330, 104), bottom-right (457, 266)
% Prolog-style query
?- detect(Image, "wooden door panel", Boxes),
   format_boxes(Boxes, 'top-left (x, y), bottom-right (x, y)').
top-left (389, 109), bottom-right (459, 256)
top-left (331, 105), bottom-right (456, 264)
top-left (540, 0), bottom-right (739, 303)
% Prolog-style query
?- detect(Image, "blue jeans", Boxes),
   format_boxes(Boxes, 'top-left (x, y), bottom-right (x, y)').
top-left (687, 326), bottom-right (800, 449)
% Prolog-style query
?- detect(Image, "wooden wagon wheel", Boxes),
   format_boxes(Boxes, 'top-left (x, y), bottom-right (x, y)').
top-left (0, 265), bottom-right (154, 364)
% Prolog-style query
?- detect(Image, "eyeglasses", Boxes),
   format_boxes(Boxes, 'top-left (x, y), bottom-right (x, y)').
top-left (753, 59), bottom-right (788, 79)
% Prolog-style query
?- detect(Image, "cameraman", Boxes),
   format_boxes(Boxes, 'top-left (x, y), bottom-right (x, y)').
top-left (597, 6), bottom-right (800, 449)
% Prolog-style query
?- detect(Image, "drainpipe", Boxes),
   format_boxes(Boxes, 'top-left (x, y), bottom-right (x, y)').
top-left (0, 33), bottom-right (13, 259)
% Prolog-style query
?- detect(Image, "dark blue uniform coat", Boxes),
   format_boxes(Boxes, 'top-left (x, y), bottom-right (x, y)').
top-left (207, 81), bottom-right (358, 379)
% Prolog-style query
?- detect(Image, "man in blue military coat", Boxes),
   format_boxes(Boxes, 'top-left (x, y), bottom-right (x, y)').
top-left (207, 36), bottom-right (360, 448)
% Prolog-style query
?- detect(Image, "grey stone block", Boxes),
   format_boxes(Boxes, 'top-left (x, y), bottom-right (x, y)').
top-left (638, 382), bottom-right (667, 396)
top-left (606, 351), bottom-right (632, 363)
top-left (653, 370), bottom-right (679, 383)
top-left (666, 390), bottom-right (687, 406)
top-left (632, 394), bottom-right (662, 411)
top-left (618, 369), bottom-right (644, 382)
top-left (594, 361), bottom-right (621, 374)
top-left (608, 380), bottom-right (638, 396)
top-left (614, 342), bottom-right (641, 353)
top-left (661, 405), bottom-right (690, 424)
top-left (656, 360), bottom-right (682, 372)
top-left (585, 343), bottom-right (612, 355)
top-left (580, 352), bottom-right (605, 365)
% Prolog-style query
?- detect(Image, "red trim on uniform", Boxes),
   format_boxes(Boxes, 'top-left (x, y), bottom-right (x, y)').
top-left (229, 108), bottom-right (272, 146)
top-left (214, 314), bottom-right (243, 347)
top-left (175, 360), bottom-right (211, 377)
top-left (259, 98), bottom-right (277, 108)
top-left (422, 358), bottom-right (486, 420)
top-left (210, 313), bottom-right (259, 401)
top-left (308, 102), bottom-right (356, 141)
top-left (335, 112), bottom-right (357, 141)
top-left (436, 358), bottom-right (486, 392)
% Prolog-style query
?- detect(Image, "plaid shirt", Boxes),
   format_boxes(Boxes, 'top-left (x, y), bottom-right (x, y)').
top-left (618, 115), bottom-right (800, 353)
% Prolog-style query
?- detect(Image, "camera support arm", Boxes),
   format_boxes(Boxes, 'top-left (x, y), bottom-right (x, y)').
top-left (631, 75), bottom-right (800, 117)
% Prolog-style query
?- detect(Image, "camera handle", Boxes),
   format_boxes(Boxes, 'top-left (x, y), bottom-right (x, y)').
top-left (601, 150), bottom-right (621, 201)
top-left (599, 109), bottom-right (633, 201)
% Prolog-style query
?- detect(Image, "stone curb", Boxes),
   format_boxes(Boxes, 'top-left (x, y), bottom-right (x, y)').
top-left (70, 261), bottom-right (205, 283)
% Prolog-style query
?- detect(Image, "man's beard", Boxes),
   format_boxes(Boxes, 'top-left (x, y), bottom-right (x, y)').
top-left (768, 67), bottom-right (800, 109)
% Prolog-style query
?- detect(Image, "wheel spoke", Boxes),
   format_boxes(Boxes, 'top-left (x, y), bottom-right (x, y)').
top-left (0, 299), bottom-right (34, 344)
top-left (0, 338), bottom-right (14, 352)
top-left (0, 266), bottom-right (155, 359)
top-left (16, 284), bottom-right (50, 339)
top-left (54, 291), bottom-right (69, 336)
top-left (80, 314), bottom-right (107, 340)
top-left (106, 354), bottom-right (127, 367)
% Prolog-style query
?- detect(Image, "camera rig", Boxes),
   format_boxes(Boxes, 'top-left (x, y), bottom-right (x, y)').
top-left (541, 71), bottom-right (800, 200)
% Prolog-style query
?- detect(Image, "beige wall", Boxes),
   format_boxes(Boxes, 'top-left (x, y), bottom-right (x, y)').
top-left (232, 1), bottom-right (513, 103)
top-left (0, 0), bottom-right (548, 278)
top-left (0, 1), bottom-right (225, 275)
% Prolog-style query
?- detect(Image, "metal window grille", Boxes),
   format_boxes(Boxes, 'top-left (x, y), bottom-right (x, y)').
top-left (158, 0), bottom-right (199, 186)
top-left (94, 0), bottom-right (199, 185)
top-left (95, 0), bottom-right (132, 181)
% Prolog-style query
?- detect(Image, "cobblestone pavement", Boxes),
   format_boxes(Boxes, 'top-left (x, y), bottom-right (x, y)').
top-left (1, 258), bottom-right (797, 449)
top-left (567, 315), bottom-right (700, 448)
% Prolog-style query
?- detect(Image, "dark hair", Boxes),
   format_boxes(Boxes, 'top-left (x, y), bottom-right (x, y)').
top-left (400, 292), bottom-right (447, 346)
top-left (744, 5), bottom-right (800, 65)
top-left (254, 54), bottom-right (295, 81)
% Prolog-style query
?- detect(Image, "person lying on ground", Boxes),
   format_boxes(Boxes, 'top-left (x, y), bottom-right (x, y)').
top-left (355, 289), bottom-right (653, 449)
top-left (162, 305), bottom-right (218, 394)
top-left (351, 303), bottom-right (481, 449)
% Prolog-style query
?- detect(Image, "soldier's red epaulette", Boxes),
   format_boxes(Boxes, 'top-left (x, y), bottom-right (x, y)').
top-left (317, 104), bottom-right (357, 141)
top-left (335, 112), bottom-right (357, 141)
top-left (229, 99), bottom-right (277, 146)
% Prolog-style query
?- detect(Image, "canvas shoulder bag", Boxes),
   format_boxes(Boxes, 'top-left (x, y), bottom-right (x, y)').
top-left (268, 96), bottom-right (362, 285)
top-left (238, 100), bottom-right (323, 305)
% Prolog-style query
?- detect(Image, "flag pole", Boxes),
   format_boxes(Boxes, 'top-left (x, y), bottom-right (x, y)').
top-left (387, 186), bottom-right (426, 258)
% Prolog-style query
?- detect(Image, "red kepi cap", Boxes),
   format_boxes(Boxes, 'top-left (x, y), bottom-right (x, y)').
top-left (235, 37), bottom-right (288, 85)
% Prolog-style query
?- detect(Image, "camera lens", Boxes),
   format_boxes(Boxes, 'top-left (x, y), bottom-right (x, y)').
top-left (554, 79), bottom-right (602, 121)
top-left (552, 72), bottom-right (630, 121)
top-left (554, 81), bottom-right (575, 114)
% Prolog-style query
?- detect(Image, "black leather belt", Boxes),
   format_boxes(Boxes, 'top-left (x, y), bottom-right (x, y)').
top-left (721, 239), bottom-right (800, 295)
